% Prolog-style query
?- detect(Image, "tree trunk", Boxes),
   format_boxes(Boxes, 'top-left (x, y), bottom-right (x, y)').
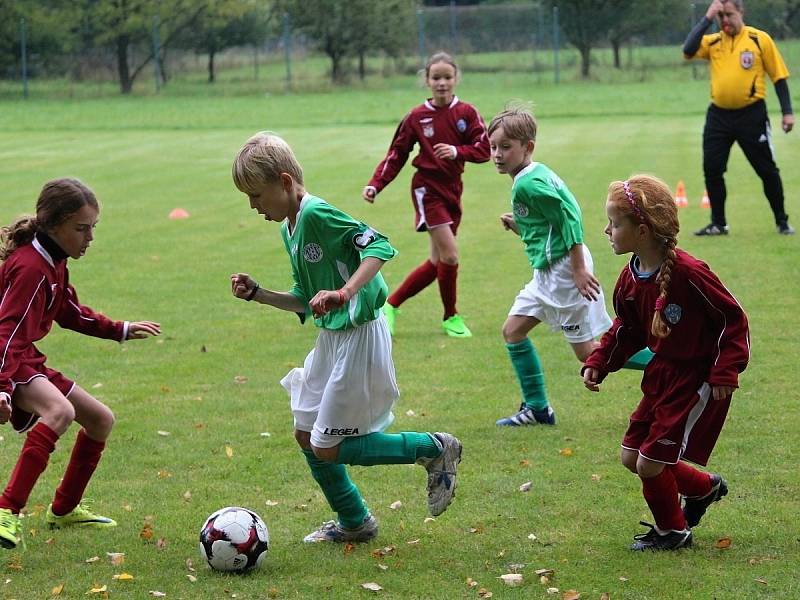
top-left (208, 49), bottom-right (216, 83)
top-left (116, 34), bottom-right (132, 94)
top-left (580, 45), bottom-right (591, 78)
top-left (612, 39), bottom-right (621, 69)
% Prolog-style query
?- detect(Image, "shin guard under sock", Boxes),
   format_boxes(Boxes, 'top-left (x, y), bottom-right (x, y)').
top-left (507, 339), bottom-right (548, 411)
top-left (640, 468), bottom-right (687, 531)
top-left (0, 422), bottom-right (59, 513)
top-left (51, 429), bottom-right (106, 516)
top-left (302, 449), bottom-right (367, 529)
top-left (336, 432), bottom-right (439, 466)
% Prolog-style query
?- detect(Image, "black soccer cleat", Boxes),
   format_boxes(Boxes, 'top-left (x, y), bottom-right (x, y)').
top-left (683, 474), bottom-right (728, 528)
top-left (630, 521), bottom-right (693, 552)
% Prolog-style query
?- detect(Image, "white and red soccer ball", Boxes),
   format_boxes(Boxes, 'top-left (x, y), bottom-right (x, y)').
top-left (199, 506), bottom-right (269, 573)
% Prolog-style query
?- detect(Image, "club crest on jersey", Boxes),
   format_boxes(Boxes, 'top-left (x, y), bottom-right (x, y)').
top-left (353, 228), bottom-right (377, 249)
top-left (740, 50), bottom-right (754, 69)
top-left (303, 243), bottom-right (323, 263)
top-left (456, 118), bottom-right (467, 132)
top-left (664, 303), bottom-right (682, 325)
top-left (513, 202), bottom-right (529, 218)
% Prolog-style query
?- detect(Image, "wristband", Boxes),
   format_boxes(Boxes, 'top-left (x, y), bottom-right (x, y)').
top-left (246, 283), bottom-right (260, 302)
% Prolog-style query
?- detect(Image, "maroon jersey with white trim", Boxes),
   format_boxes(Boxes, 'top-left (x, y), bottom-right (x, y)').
top-left (368, 96), bottom-right (489, 193)
top-left (585, 249), bottom-right (749, 387)
top-left (0, 239), bottom-right (124, 396)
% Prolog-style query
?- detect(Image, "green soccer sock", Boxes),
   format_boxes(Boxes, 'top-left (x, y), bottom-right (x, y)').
top-left (507, 339), bottom-right (548, 411)
top-left (623, 348), bottom-right (654, 371)
top-left (336, 432), bottom-right (440, 466)
top-left (302, 449), bottom-right (368, 529)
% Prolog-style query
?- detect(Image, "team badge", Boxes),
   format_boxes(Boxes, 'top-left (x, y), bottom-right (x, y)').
top-left (664, 303), bottom-right (682, 325)
top-left (740, 50), bottom-right (754, 69)
top-left (303, 243), bottom-right (323, 263)
top-left (513, 202), bottom-right (529, 218)
top-left (353, 228), bottom-right (377, 249)
top-left (456, 118), bottom-right (467, 132)
top-left (423, 125), bottom-right (434, 138)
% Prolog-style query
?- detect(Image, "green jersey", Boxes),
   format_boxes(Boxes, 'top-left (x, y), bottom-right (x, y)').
top-left (281, 194), bottom-right (397, 330)
top-left (511, 162), bottom-right (584, 269)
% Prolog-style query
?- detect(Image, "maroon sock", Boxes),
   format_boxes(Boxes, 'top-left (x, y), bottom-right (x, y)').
top-left (436, 262), bottom-right (459, 320)
top-left (669, 461), bottom-right (712, 497)
top-left (0, 422), bottom-right (59, 513)
top-left (387, 260), bottom-right (438, 308)
top-left (51, 429), bottom-right (106, 516)
top-left (640, 468), bottom-right (686, 531)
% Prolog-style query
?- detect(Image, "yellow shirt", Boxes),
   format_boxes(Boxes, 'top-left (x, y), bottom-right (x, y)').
top-left (695, 25), bottom-right (790, 109)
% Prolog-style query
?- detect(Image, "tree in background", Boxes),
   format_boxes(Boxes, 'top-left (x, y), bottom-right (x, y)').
top-left (187, 0), bottom-right (275, 83)
top-left (606, 0), bottom-right (686, 69)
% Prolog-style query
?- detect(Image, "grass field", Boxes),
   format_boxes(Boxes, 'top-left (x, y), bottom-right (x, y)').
top-left (0, 62), bottom-right (798, 599)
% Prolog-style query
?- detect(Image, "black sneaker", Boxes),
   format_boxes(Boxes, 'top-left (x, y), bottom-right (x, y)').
top-left (683, 474), bottom-right (728, 527)
top-left (777, 221), bottom-right (796, 235)
top-left (694, 223), bottom-right (729, 236)
top-left (630, 521), bottom-right (693, 551)
top-left (495, 404), bottom-right (556, 426)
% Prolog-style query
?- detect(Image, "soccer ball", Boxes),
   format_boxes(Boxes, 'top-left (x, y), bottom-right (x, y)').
top-left (199, 506), bottom-right (269, 573)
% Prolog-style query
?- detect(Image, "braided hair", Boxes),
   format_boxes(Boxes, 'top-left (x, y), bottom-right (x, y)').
top-left (607, 175), bottom-right (680, 338)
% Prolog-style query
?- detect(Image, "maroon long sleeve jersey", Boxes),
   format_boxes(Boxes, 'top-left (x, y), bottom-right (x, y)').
top-left (585, 249), bottom-right (750, 388)
top-left (367, 96), bottom-right (490, 193)
top-left (0, 237), bottom-right (125, 397)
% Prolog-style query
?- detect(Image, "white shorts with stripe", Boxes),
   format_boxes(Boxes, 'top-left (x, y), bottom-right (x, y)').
top-left (509, 246), bottom-right (613, 343)
top-left (280, 315), bottom-right (399, 448)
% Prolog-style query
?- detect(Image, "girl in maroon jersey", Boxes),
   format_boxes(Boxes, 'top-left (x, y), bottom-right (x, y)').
top-left (362, 51), bottom-right (490, 338)
top-left (582, 174), bottom-right (749, 552)
top-left (0, 178), bottom-right (160, 549)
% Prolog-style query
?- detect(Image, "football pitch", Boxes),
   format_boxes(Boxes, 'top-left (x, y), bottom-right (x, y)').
top-left (0, 70), bottom-right (797, 598)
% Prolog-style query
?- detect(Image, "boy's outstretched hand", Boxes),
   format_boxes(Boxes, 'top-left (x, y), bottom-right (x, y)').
top-left (127, 321), bottom-right (161, 339)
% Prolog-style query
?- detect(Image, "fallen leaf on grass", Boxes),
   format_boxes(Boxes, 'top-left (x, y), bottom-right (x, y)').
top-left (182, 490), bottom-right (192, 502)
top-left (148, 592), bottom-right (167, 598)
top-left (377, 564), bottom-right (388, 571)
top-left (107, 552), bottom-right (125, 566)
top-left (499, 574), bottom-right (523, 586)
top-left (86, 584), bottom-right (107, 594)
top-left (156, 537), bottom-right (168, 550)
top-left (234, 375), bottom-right (248, 384)
top-left (559, 448), bottom-right (573, 457)
top-left (714, 537), bottom-right (732, 549)
top-left (122, 503), bottom-right (132, 512)
top-left (600, 593), bottom-right (610, 600)
top-left (519, 459), bottom-right (531, 467)
top-left (185, 558), bottom-right (195, 572)
top-left (7, 557), bottom-right (23, 570)
top-left (527, 533), bottom-right (538, 541)
top-left (265, 500), bottom-right (279, 506)
top-left (370, 546), bottom-right (395, 558)
top-left (406, 539), bottom-right (420, 545)
top-left (619, 577), bottom-right (629, 582)
top-left (92, 383), bottom-right (103, 389)
top-left (112, 573), bottom-right (134, 581)
top-left (45, 537), bottom-right (55, 545)
top-left (477, 588), bottom-right (493, 598)
top-left (423, 517), bottom-right (435, 524)
top-left (343, 542), bottom-right (355, 555)
top-left (519, 481), bottom-right (532, 492)
top-left (754, 579), bottom-right (768, 585)
top-left (51, 583), bottom-right (64, 595)
top-left (260, 432), bottom-right (272, 437)
top-left (157, 470), bottom-right (172, 479)
top-left (405, 410), bottom-right (416, 417)
top-left (465, 578), bottom-right (478, 588)
top-left (85, 556), bottom-right (100, 564)
top-left (361, 582), bottom-right (383, 592)
top-left (156, 431), bottom-right (170, 437)
top-left (225, 445), bottom-right (234, 458)
top-left (562, 590), bottom-right (580, 600)
top-left (389, 501), bottom-right (402, 510)
top-left (140, 524), bottom-right (154, 540)
top-left (591, 474), bottom-right (601, 482)
top-left (535, 568), bottom-right (554, 577)
top-left (546, 589), bottom-right (559, 595)
top-left (186, 574), bottom-right (197, 582)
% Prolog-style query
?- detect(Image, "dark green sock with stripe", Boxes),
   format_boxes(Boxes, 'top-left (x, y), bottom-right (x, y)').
top-left (336, 432), bottom-right (440, 466)
top-left (302, 449), bottom-right (367, 529)
top-left (507, 339), bottom-right (548, 411)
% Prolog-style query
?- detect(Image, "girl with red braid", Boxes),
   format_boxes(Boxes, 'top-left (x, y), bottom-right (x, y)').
top-left (362, 52), bottom-right (490, 338)
top-left (0, 178), bottom-right (160, 549)
top-left (583, 174), bottom-right (749, 551)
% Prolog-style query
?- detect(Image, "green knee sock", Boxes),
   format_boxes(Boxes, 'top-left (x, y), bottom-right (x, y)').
top-left (336, 432), bottom-right (440, 466)
top-left (623, 348), bottom-right (654, 371)
top-left (507, 339), bottom-right (548, 410)
top-left (302, 449), bottom-right (367, 529)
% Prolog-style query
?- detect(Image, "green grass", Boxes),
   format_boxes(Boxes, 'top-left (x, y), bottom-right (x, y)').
top-left (0, 62), bottom-right (798, 599)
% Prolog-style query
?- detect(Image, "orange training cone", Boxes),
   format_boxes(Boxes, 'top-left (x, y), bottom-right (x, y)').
top-left (674, 180), bottom-right (688, 208)
top-left (700, 190), bottom-right (710, 208)
top-left (168, 208), bottom-right (190, 220)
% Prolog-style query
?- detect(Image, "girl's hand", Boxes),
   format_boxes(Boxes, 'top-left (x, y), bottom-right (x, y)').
top-left (573, 268), bottom-right (601, 301)
top-left (362, 186), bottom-right (377, 203)
top-left (500, 213), bottom-right (519, 234)
top-left (0, 392), bottom-right (11, 424)
top-left (433, 143), bottom-right (457, 160)
top-left (711, 385), bottom-right (735, 401)
top-left (127, 321), bottom-right (161, 339)
top-left (231, 273), bottom-right (258, 300)
top-left (309, 289), bottom-right (349, 318)
top-left (583, 368), bottom-right (601, 392)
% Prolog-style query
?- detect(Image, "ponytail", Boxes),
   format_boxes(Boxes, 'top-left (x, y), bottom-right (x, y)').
top-left (650, 238), bottom-right (677, 338)
top-left (0, 216), bottom-right (38, 261)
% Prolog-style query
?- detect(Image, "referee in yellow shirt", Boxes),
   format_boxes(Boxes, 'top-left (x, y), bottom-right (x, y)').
top-left (684, 0), bottom-right (795, 235)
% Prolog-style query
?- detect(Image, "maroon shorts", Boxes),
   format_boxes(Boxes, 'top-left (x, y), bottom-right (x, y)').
top-left (9, 347), bottom-right (75, 433)
top-left (410, 172), bottom-right (462, 233)
top-left (621, 360), bottom-right (731, 467)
